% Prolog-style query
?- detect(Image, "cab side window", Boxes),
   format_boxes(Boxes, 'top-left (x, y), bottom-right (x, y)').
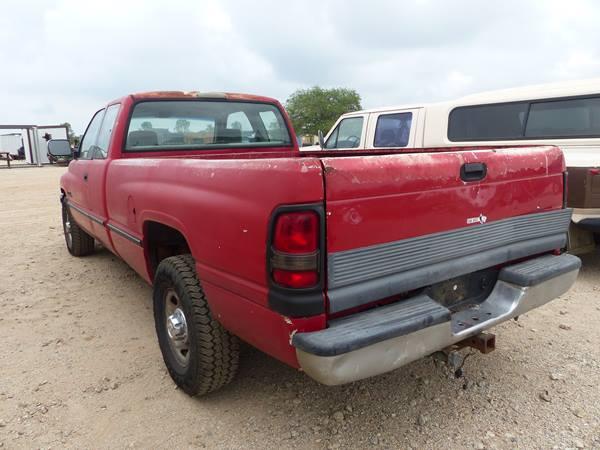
top-left (374, 112), bottom-right (413, 147)
top-left (79, 109), bottom-right (105, 160)
top-left (325, 117), bottom-right (364, 149)
top-left (94, 104), bottom-right (120, 159)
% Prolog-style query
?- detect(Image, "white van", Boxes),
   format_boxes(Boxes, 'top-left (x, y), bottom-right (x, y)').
top-left (314, 78), bottom-right (600, 248)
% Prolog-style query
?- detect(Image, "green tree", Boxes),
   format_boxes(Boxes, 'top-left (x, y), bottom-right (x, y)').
top-left (61, 122), bottom-right (78, 145)
top-left (285, 86), bottom-right (362, 136)
top-left (175, 119), bottom-right (191, 133)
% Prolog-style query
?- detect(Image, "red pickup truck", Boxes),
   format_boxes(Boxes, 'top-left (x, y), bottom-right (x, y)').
top-left (48, 91), bottom-right (580, 396)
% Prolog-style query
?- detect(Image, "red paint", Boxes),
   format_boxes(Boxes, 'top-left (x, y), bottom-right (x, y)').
top-left (320, 146), bottom-right (565, 252)
top-left (201, 280), bottom-right (325, 368)
top-left (60, 91), bottom-right (567, 370)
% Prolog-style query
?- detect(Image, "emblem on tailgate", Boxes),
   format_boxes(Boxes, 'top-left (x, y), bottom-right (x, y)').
top-left (467, 214), bottom-right (488, 225)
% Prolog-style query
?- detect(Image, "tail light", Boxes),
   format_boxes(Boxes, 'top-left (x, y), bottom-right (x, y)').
top-left (270, 211), bottom-right (320, 289)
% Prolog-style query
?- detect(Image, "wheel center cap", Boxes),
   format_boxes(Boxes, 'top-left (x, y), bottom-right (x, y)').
top-left (166, 308), bottom-right (187, 341)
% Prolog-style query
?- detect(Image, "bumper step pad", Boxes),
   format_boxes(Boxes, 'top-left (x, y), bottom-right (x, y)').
top-left (499, 253), bottom-right (581, 287)
top-left (293, 294), bottom-right (450, 357)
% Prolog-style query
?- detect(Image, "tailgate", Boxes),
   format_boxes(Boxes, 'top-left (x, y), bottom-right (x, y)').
top-left (320, 146), bottom-right (571, 313)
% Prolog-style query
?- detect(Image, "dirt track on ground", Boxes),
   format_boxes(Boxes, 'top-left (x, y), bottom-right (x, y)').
top-left (0, 166), bottom-right (599, 449)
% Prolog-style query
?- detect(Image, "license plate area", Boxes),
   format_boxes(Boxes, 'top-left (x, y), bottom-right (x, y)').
top-left (424, 268), bottom-right (498, 313)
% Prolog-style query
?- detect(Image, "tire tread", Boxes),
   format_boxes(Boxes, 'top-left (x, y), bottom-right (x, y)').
top-left (63, 205), bottom-right (94, 256)
top-left (153, 254), bottom-right (240, 396)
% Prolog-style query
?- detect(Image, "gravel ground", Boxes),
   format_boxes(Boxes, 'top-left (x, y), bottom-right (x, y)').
top-left (0, 166), bottom-right (599, 450)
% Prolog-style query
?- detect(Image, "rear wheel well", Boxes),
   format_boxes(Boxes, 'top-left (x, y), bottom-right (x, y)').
top-left (145, 221), bottom-right (191, 279)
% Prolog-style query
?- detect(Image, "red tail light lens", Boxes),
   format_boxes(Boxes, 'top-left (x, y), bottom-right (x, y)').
top-left (273, 211), bottom-right (319, 254)
top-left (272, 269), bottom-right (318, 289)
top-left (271, 210), bottom-right (320, 289)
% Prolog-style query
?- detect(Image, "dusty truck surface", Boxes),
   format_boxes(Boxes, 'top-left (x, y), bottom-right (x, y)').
top-left (50, 91), bottom-right (581, 396)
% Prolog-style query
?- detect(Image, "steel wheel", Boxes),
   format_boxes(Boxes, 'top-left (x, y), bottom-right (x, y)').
top-left (164, 289), bottom-right (190, 368)
top-left (62, 206), bottom-right (73, 250)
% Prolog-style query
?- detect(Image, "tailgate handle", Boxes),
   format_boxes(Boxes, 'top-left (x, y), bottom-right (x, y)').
top-left (460, 162), bottom-right (487, 182)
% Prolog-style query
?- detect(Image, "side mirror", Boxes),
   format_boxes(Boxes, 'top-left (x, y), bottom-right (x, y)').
top-left (73, 146), bottom-right (81, 159)
top-left (47, 139), bottom-right (72, 157)
top-left (318, 130), bottom-right (325, 149)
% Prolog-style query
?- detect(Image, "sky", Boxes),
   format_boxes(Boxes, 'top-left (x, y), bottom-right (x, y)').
top-left (1, 0), bottom-right (600, 134)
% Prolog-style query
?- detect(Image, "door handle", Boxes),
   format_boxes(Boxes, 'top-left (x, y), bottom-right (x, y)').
top-left (83, 174), bottom-right (88, 182)
top-left (460, 163), bottom-right (487, 182)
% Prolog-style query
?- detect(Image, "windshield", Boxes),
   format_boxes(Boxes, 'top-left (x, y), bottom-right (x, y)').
top-left (125, 100), bottom-right (292, 151)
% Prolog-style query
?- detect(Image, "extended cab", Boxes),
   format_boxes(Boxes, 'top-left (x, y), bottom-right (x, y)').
top-left (50, 91), bottom-right (580, 396)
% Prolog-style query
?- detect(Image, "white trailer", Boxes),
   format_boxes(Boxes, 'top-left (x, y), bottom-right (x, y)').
top-left (0, 133), bottom-right (23, 156)
top-left (31, 126), bottom-right (68, 164)
top-left (0, 124), bottom-right (69, 166)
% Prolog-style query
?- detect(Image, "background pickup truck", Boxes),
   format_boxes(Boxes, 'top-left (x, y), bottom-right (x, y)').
top-left (49, 91), bottom-right (581, 396)
top-left (308, 79), bottom-right (600, 253)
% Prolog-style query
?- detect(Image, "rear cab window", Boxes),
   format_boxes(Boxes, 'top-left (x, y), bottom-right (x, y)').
top-left (125, 100), bottom-right (292, 151)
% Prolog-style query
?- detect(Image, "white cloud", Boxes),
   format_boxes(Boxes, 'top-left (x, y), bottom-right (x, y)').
top-left (1, 0), bottom-right (600, 133)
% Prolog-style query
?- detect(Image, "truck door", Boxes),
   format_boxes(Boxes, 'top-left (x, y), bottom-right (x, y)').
top-left (66, 109), bottom-right (105, 235)
top-left (85, 103), bottom-right (121, 251)
top-left (323, 115), bottom-right (368, 150)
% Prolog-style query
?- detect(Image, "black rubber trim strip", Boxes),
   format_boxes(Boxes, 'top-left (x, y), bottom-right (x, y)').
top-left (499, 253), bottom-right (581, 287)
top-left (66, 199), bottom-right (142, 246)
top-left (292, 294), bottom-right (451, 357)
top-left (576, 218), bottom-right (600, 232)
top-left (106, 223), bottom-right (143, 247)
top-left (328, 209), bottom-right (572, 290)
top-left (327, 233), bottom-right (567, 313)
top-left (67, 200), bottom-right (104, 225)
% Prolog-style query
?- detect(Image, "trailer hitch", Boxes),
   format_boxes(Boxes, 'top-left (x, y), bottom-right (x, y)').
top-left (432, 332), bottom-right (496, 378)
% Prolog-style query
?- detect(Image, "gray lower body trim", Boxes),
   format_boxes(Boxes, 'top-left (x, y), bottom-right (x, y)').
top-left (106, 223), bottom-right (143, 247)
top-left (295, 254), bottom-right (580, 385)
top-left (66, 200), bottom-right (142, 247)
top-left (67, 201), bottom-right (104, 225)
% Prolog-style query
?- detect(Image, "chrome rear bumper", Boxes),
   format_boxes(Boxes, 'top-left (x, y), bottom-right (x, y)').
top-left (293, 254), bottom-right (580, 385)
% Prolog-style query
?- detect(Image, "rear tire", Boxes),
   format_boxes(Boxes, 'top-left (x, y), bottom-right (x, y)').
top-left (153, 254), bottom-right (240, 396)
top-left (62, 203), bottom-right (95, 256)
